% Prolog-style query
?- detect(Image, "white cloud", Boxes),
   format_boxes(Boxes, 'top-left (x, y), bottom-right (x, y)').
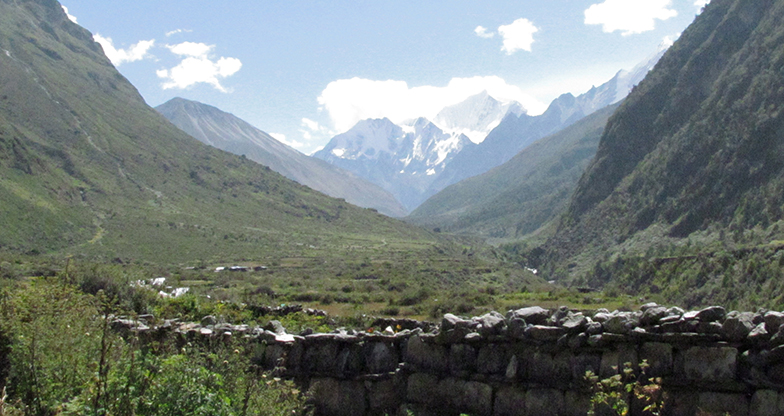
top-left (498, 18), bottom-right (538, 54)
top-left (585, 0), bottom-right (677, 36)
top-left (157, 42), bottom-right (242, 92)
top-left (694, 0), bottom-right (709, 7)
top-left (269, 132), bottom-right (305, 149)
top-left (301, 118), bottom-right (320, 131)
top-left (167, 41), bottom-right (212, 57)
top-left (317, 76), bottom-right (547, 133)
top-left (93, 34), bottom-right (155, 66)
top-left (165, 28), bottom-right (192, 37)
top-left (474, 26), bottom-right (495, 39)
top-left (61, 5), bottom-right (77, 23)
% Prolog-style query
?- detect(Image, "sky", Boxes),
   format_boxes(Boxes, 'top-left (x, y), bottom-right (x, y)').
top-left (61, 0), bottom-right (710, 154)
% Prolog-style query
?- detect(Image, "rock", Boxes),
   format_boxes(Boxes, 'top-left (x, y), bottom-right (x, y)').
top-left (696, 306), bottom-right (726, 322)
top-left (507, 306), bottom-right (550, 326)
top-left (201, 315), bottom-right (217, 326)
top-left (526, 325), bottom-right (565, 341)
top-left (461, 381), bottom-right (493, 416)
top-left (309, 378), bottom-right (367, 416)
top-left (697, 392), bottom-right (749, 416)
top-left (404, 335), bottom-right (448, 373)
top-left (560, 312), bottom-right (588, 333)
top-left (683, 346), bottom-right (737, 382)
top-left (683, 310), bottom-right (699, 320)
top-left (526, 389), bottom-right (564, 416)
top-left (264, 320), bottom-right (287, 335)
top-left (406, 373), bottom-right (440, 407)
top-left (449, 343), bottom-right (477, 375)
top-left (585, 320), bottom-right (603, 335)
top-left (507, 318), bottom-right (527, 339)
top-left (640, 342), bottom-right (673, 377)
top-left (764, 311), bottom-right (784, 332)
top-left (667, 306), bottom-right (685, 317)
top-left (640, 306), bottom-right (669, 326)
top-left (505, 355), bottom-right (519, 379)
top-left (721, 312), bottom-right (756, 341)
top-left (494, 386), bottom-right (526, 416)
top-left (593, 311), bottom-right (611, 323)
top-left (441, 313), bottom-right (464, 331)
top-left (476, 344), bottom-right (508, 375)
top-left (640, 302), bottom-right (660, 312)
top-left (366, 379), bottom-right (402, 413)
top-left (365, 342), bottom-right (398, 374)
top-left (473, 311), bottom-right (506, 337)
top-left (550, 305), bottom-right (571, 326)
top-left (750, 390), bottom-right (783, 416)
top-left (749, 322), bottom-right (770, 342)
top-left (603, 313), bottom-right (638, 334)
top-left (770, 324), bottom-right (784, 346)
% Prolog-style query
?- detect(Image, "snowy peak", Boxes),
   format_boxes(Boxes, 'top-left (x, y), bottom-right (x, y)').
top-left (433, 91), bottom-right (525, 144)
top-left (320, 117), bottom-right (406, 160)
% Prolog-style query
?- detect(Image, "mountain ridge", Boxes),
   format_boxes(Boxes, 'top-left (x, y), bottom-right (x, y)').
top-left (0, 0), bottom-right (432, 261)
top-left (540, 0), bottom-right (784, 287)
top-left (156, 97), bottom-right (408, 217)
top-left (314, 48), bottom-right (667, 212)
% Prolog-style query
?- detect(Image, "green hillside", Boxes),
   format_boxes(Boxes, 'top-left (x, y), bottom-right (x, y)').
top-left (0, 0), bottom-right (431, 263)
top-left (156, 97), bottom-right (408, 217)
top-left (408, 104), bottom-right (617, 240)
top-left (538, 0), bottom-right (784, 308)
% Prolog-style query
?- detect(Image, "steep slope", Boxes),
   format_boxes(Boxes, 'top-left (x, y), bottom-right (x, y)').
top-left (0, 0), bottom-right (433, 262)
top-left (542, 0), bottom-right (784, 290)
top-left (428, 46), bottom-right (668, 194)
top-left (408, 104), bottom-right (618, 239)
top-left (156, 98), bottom-right (407, 217)
top-left (313, 118), bottom-right (476, 211)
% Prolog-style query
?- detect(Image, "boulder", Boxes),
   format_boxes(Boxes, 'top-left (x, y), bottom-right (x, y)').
top-left (640, 306), bottom-right (669, 326)
top-left (507, 306), bottom-right (550, 326)
top-left (560, 312), bottom-right (588, 333)
top-left (721, 312), bottom-right (756, 341)
top-left (764, 311), bottom-right (784, 332)
top-left (696, 306), bottom-right (726, 323)
top-left (473, 311), bottom-right (507, 337)
top-left (603, 313), bottom-right (638, 334)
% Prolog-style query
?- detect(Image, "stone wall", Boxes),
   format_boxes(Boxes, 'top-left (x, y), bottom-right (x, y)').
top-left (120, 304), bottom-right (784, 416)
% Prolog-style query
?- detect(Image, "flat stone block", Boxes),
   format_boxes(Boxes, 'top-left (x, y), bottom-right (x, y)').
top-left (683, 346), bottom-right (737, 382)
top-left (495, 386), bottom-right (527, 416)
top-left (526, 389), bottom-right (563, 416)
top-left (698, 392), bottom-right (749, 416)
top-left (640, 342), bottom-right (673, 377)
top-left (407, 372), bottom-right (440, 407)
top-left (750, 389), bottom-right (783, 416)
top-left (308, 378), bottom-right (366, 416)
top-left (405, 335), bottom-right (448, 373)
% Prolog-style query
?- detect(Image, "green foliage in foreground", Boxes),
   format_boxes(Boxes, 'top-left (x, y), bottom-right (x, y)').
top-left (0, 278), bottom-right (305, 416)
top-left (587, 361), bottom-right (664, 416)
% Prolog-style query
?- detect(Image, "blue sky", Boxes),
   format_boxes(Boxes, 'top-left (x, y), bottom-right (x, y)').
top-left (61, 0), bottom-right (708, 154)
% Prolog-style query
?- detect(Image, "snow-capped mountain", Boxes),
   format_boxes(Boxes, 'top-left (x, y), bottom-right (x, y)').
top-left (432, 91), bottom-right (525, 144)
top-left (156, 98), bottom-right (408, 217)
top-left (427, 44), bottom-right (670, 195)
top-left (313, 117), bottom-right (475, 211)
top-left (314, 44), bottom-right (669, 212)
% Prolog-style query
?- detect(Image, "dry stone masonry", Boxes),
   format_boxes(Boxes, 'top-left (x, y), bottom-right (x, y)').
top-left (115, 304), bottom-right (784, 416)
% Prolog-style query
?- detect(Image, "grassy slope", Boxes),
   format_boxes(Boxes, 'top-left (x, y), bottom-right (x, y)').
top-left (408, 104), bottom-right (617, 240)
top-left (538, 0), bottom-right (784, 306)
top-left (0, 0), bottom-right (432, 263)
